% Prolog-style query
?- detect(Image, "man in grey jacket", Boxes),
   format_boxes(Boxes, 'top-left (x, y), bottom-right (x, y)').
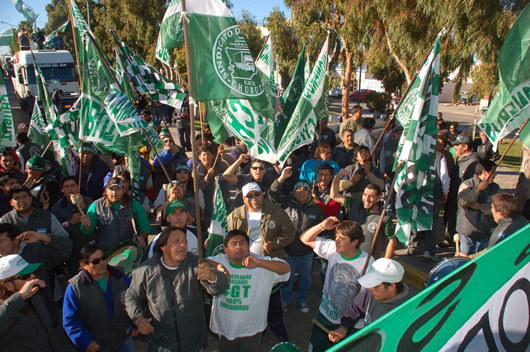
top-left (125, 226), bottom-right (228, 352)
top-left (457, 159), bottom-right (500, 254)
top-left (328, 258), bottom-right (411, 344)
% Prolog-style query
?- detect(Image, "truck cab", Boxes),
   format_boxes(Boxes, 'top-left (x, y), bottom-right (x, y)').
top-left (11, 49), bottom-right (79, 111)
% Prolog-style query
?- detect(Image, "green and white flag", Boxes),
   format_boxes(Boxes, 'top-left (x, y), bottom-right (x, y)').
top-left (276, 37), bottom-right (329, 167)
top-left (0, 74), bottom-right (15, 148)
top-left (156, 0), bottom-right (184, 66)
top-left (12, 0), bottom-right (38, 24)
top-left (206, 177), bottom-right (228, 257)
top-left (43, 20), bottom-right (69, 49)
top-left (478, 5), bottom-right (530, 149)
top-left (206, 99), bottom-right (277, 164)
top-left (393, 37), bottom-right (441, 244)
top-left (277, 44), bottom-right (307, 148)
top-left (28, 98), bottom-right (51, 148)
top-left (205, 36), bottom-right (277, 164)
top-left (165, 0), bottom-right (268, 106)
top-left (0, 28), bottom-right (15, 47)
top-left (32, 52), bottom-right (59, 125)
top-left (112, 30), bottom-right (185, 110)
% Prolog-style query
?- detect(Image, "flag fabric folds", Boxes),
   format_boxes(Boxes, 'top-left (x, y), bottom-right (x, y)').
top-left (156, 0), bottom-right (184, 66)
top-left (276, 37), bottom-right (330, 167)
top-left (12, 0), bottom-right (38, 24)
top-left (206, 177), bottom-right (229, 257)
top-left (0, 28), bottom-right (15, 47)
top-left (112, 30), bottom-right (185, 110)
top-left (0, 74), bottom-right (15, 148)
top-left (276, 44), bottom-right (307, 148)
top-left (477, 5), bottom-right (530, 147)
top-left (393, 37), bottom-right (441, 245)
top-left (28, 99), bottom-right (51, 148)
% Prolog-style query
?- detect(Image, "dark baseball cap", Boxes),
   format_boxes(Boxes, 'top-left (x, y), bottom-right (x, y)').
top-left (106, 177), bottom-right (124, 189)
top-left (451, 134), bottom-right (472, 145)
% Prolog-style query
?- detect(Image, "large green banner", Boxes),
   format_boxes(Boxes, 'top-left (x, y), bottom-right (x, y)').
top-left (329, 224), bottom-right (530, 351)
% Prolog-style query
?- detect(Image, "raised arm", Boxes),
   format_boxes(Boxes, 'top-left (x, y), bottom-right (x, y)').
top-left (331, 169), bottom-right (349, 205)
top-left (222, 154), bottom-right (250, 185)
top-left (300, 217), bottom-right (340, 249)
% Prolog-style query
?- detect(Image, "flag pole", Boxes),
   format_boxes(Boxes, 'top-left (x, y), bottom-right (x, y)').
top-left (182, 0), bottom-right (204, 263)
top-left (356, 162), bottom-right (402, 294)
top-left (40, 140), bottom-right (53, 156)
top-left (369, 39), bottom-right (439, 160)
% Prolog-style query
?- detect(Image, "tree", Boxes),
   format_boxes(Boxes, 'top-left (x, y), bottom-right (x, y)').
top-left (265, 6), bottom-right (299, 87)
top-left (286, 0), bottom-right (373, 119)
top-left (238, 10), bottom-right (264, 59)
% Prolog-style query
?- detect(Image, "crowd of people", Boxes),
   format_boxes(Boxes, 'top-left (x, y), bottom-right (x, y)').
top-left (0, 98), bottom-right (527, 352)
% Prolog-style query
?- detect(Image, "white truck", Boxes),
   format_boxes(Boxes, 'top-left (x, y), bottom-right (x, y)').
top-left (11, 49), bottom-right (79, 111)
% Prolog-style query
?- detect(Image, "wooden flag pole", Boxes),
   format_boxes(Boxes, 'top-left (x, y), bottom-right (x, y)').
top-left (40, 140), bottom-right (53, 157)
top-left (78, 142), bottom-right (84, 194)
top-left (182, 0), bottom-right (204, 263)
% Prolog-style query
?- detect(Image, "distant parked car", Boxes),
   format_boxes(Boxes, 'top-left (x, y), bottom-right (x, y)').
top-left (329, 87), bottom-right (342, 98)
top-left (350, 89), bottom-right (373, 101)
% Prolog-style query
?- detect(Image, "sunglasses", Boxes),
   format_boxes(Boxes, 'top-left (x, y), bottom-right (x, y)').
top-left (251, 166), bottom-right (266, 171)
top-left (7, 273), bottom-right (32, 282)
top-left (246, 192), bottom-right (262, 199)
top-left (163, 140), bottom-right (173, 144)
top-left (176, 170), bottom-right (190, 174)
top-left (87, 255), bottom-right (106, 265)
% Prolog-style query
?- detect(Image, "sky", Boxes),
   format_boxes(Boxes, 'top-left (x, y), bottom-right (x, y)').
top-left (0, 0), bottom-right (290, 54)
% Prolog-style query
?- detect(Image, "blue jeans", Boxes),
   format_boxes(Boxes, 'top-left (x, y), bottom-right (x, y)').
top-left (116, 336), bottom-right (136, 352)
top-left (459, 234), bottom-right (489, 255)
top-left (282, 253), bottom-right (313, 305)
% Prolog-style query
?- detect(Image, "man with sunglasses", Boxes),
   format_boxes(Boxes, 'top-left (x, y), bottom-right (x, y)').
top-left (63, 245), bottom-right (136, 352)
top-left (223, 157), bottom-right (274, 209)
top-left (0, 254), bottom-right (61, 351)
top-left (227, 182), bottom-right (295, 342)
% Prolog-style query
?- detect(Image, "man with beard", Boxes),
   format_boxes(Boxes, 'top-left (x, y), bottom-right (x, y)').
top-left (301, 218), bottom-right (374, 351)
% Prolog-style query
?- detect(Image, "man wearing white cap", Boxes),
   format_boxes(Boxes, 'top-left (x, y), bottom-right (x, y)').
top-left (0, 254), bottom-right (61, 351)
top-left (328, 258), bottom-right (411, 343)
top-left (227, 181), bottom-right (295, 342)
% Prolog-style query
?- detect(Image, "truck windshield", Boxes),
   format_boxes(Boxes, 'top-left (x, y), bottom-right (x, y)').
top-left (26, 63), bottom-right (77, 84)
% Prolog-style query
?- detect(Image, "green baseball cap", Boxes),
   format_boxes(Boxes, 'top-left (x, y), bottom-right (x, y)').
top-left (165, 200), bottom-right (187, 216)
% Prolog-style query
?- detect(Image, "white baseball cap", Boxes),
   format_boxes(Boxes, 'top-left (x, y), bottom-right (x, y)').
top-left (242, 182), bottom-right (262, 197)
top-left (0, 254), bottom-right (41, 280)
top-left (358, 258), bottom-right (404, 288)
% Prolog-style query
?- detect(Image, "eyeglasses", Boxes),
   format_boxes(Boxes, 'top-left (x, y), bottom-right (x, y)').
top-left (87, 255), bottom-right (106, 265)
top-left (245, 192), bottom-right (262, 199)
top-left (6, 273), bottom-right (32, 282)
top-left (163, 140), bottom-right (173, 144)
top-left (251, 166), bottom-right (266, 171)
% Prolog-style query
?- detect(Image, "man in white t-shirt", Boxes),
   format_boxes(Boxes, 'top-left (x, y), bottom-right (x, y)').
top-left (147, 200), bottom-right (199, 258)
top-left (207, 229), bottom-right (290, 351)
top-left (301, 217), bottom-right (375, 352)
top-left (226, 182), bottom-right (295, 341)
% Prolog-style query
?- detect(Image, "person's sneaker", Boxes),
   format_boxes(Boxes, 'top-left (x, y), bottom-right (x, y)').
top-left (423, 251), bottom-right (439, 261)
top-left (300, 303), bottom-right (309, 314)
